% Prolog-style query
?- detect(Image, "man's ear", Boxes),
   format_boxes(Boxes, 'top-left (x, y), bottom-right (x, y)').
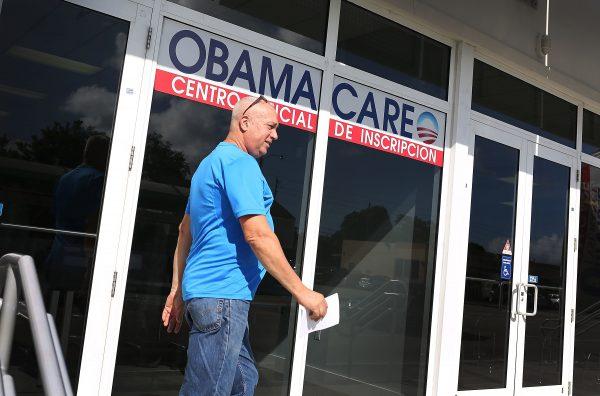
top-left (239, 115), bottom-right (249, 133)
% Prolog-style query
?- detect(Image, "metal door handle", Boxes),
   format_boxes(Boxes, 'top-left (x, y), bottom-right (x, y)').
top-left (516, 283), bottom-right (538, 317)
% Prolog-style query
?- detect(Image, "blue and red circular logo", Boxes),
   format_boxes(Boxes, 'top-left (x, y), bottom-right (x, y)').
top-left (416, 111), bottom-right (439, 144)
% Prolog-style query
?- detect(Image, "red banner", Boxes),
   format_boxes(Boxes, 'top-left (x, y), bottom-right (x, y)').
top-left (154, 68), bottom-right (317, 133)
top-left (328, 119), bottom-right (444, 166)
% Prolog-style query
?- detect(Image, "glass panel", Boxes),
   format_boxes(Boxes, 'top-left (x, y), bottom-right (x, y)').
top-left (574, 163), bottom-right (600, 395)
top-left (111, 92), bottom-right (315, 395)
top-left (458, 136), bottom-right (519, 390)
top-left (582, 110), bottom-right (600, 157)
top-left (167, 0), bottom-right (329, 54)
top-left (0, 0), bottom-right (128, 392)
top-left (303, 139), bottom-right (441, 395)
top-left (336, 1), bottom-right (451, 100)
top-left (472, 60), bottom-right (577, 148)
top-left (522, 156), bottom-right (570, 387)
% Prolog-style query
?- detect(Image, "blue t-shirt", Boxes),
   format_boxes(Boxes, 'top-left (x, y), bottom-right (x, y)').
top-left (182, 142), bottom-right (274, 301)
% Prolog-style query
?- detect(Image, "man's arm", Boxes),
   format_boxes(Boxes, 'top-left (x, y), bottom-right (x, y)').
top-left (162, 214), bottom-right (192, 333)
top-left (240, 214), bottom-right (327, 320)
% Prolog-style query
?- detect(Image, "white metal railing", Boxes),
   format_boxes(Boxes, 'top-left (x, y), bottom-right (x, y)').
top-left (0, 253), bottom-right (73, 396)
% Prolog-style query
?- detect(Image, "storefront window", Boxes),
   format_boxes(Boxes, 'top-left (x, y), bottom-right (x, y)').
top-left (111, 19), bottom-right (321, 396)
top-left (582, 109), bottom-right (600, 157)
top-left (522, 157), bottom-right (570, 386)
top-left (336, 1), bottom-right (451, 100)
top-left (458, 136), bottom-right (519, 390)
top-left (303, 77), bottom-right (444, 395)
top-left (472, 60), bottom-right (577, 148)
top-left (0, 0), bottom-right (128, 392)
top-left (167, 0), bottom-right (329, 54)
top-left (574, 163), bottom-right (600, 394)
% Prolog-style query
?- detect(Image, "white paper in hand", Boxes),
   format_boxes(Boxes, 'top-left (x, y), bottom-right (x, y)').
top-left (299, 293), bottom-right (340, 335)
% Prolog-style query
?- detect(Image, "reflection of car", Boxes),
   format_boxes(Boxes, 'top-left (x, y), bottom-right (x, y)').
top-left (343, 273), bottom-right (388, 291)
top-left (549, 293), bottom-right (560, 304)
top-left (358, 277), bottom-right (371, 289)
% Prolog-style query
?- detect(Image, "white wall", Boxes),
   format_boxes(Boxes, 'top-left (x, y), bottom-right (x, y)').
top-left (550, 0), bottom-right (600, 99)
top-left (368, 0), bottom-right (600, 105)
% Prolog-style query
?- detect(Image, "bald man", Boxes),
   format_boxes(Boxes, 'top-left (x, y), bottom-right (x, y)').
top-left (161, 96), bottom-right (328, 396)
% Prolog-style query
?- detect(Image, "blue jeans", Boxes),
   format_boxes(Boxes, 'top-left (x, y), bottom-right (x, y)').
top-left (180, 298), bottom-right (258, 396)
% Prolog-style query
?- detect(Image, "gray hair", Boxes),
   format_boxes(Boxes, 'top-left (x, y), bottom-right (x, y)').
top-left (231, 96), bottom-right (261, 123)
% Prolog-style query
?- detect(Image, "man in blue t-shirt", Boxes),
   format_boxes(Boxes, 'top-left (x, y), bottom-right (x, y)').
top-left (161, 95), bottom-right (327, 396)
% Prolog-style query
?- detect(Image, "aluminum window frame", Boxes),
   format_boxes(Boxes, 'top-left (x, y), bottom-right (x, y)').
top-left (472, 55), bottom-right (581, 154)
top-left (439, 46), bottom-right (586, 396)
top-left (474, 46), bottom-right (600, 111)
top-left (55, 0), bottom-right (600, 395)
top-left (12, 0), bottom-right (600, 394)
top-left (74, 2), bottom-right (153, 394)
top-left (89, 1), bottom-right (459, 396)
top-left (580, 106), bottom-right (600, 167)
top-left (0, 0), bottom-right (155, 394)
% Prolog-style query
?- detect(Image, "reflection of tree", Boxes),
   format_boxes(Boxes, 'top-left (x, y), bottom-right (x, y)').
top-left (396, 212), bottom-right (431, 244)
top-left (317, 205), bottom-right (392, 284)
top-left (142, 131), bottom-right (190, 185)
top-left (0, 133), bottom-right (20, 158)
top-left (316, 205), bottom-right (436, 286)
top-left (16, 120), bottom-right (101, 168)
top-left (3, 123), bottom-right (191, 188)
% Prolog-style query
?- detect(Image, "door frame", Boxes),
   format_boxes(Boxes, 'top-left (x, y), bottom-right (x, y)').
top-left (456, 113), bottom-right (579, 396)
top-left (455, 120), bottom-right (527, 396)
top-left (34, 1), bottom-right (155, 394)
top-left (511, 140), bottom-right (578, 396)
top-left (92, 1), bottom-right (458, 395)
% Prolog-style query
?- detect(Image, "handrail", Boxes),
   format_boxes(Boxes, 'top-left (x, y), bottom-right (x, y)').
top-left (0, 253), bottom-right (73, 396)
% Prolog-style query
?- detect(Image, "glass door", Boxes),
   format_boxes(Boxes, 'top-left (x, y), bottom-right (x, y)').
top-left (457, 123), bottom-right (525, 396)
top-left (109, 16), bottom-right (322, 396)
top-left (513, 141), bottom-right (576, 395)
top-left (457, 121), bottom-right (576, 396)
top-left (0, 0), bottom-right (149, 393)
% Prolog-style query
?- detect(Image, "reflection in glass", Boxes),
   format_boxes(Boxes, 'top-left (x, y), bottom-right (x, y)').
top-left (472, 60), bottom-right (577, 148)
top-left (522, 157), bottom-right (570, 387)
top-left (582, 110), bottom-right (600, 157)
top-left (303, 139), bottom-right (441, 395)
top-left (167, 0), bottom-right (329, 54)
top-left (337, 1), bottom-right (451, 100)
top-left (112, 93), bottom-right (316, 396)
top-left (573, 163), bottom-right (600, 395)
top-left (0, 0), bottom-right (128, 392)
top-left (458, 136), bottom-right (519, 390)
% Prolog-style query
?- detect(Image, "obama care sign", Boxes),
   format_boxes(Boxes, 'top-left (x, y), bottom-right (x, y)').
top-left (330, 77), bottom-right (446, 166)
top-left (154, 19), bottom-right (321, 132)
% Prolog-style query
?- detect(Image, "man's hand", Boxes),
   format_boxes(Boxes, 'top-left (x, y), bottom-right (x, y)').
top-left (297, 288), bottom-right (328, 321)
top-left (162, 290), bottom-right (184, 333)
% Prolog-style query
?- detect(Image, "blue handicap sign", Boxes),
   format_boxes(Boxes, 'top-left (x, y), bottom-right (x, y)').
top-left (528, 275), bottom-right (539, 284)
top-left (500, 254), bottom-right (512, 280)
top-left (0, 202), bottom-right (3, 217)
top-left (501, 263), bottom-right (512, 280)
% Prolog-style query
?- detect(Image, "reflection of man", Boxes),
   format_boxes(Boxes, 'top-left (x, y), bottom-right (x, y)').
top-left (162, 96), bottom-right (327, 395)
top-left (45, 134), bottom-right (109, 290)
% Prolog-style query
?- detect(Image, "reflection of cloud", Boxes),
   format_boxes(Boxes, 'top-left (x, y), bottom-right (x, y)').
top-left (150, 98), bottom-right (228, 165)
top-left (105, 32), bottom-right (127, 70)
top-left (530, 234), bottom-right (563, 265)
top-left (62, 85), bottom-right (116, 132)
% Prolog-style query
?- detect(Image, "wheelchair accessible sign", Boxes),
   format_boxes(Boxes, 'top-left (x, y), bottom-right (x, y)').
top-left (500, 240), bottom-right (512, 280)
